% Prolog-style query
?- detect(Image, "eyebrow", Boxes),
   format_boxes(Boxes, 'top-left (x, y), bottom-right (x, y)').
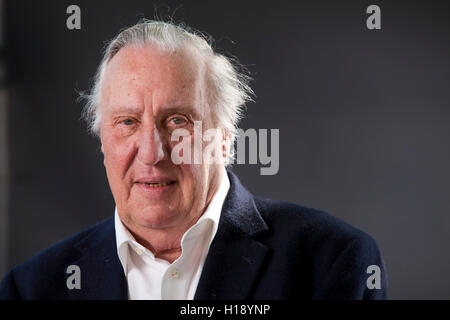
top-left (106, 105), bottom-right (143, 115)
top-left (105, 104), bottom-right (203, 119)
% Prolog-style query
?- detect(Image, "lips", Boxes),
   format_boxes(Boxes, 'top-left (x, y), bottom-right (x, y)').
top-left (137, 181), bottom-right (176, 188)
top-left (134, 179), bottom-right (175, 198)
top-left (135, 175), bottom-right (177, 189)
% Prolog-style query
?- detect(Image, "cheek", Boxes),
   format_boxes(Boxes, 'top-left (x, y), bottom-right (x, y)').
top-left (102, 135), bottom-right (136, 178)
top-left (178, 164), bottom-right (209, 204)
top-left (176, 163), bottom-right (203, 200)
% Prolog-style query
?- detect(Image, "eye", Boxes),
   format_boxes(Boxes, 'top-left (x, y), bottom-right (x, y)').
top-left (115, 118), bottom-right (139, 134)
top-left (120, 119), bottom-right (135, 126)
top-left (169, 116), bottom-right (188, 126)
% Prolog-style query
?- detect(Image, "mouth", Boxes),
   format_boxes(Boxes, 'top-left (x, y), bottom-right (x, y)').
top-left (137, 181), bottom-right (176, 188)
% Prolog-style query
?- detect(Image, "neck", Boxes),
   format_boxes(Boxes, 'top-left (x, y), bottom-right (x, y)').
top-left (125, 218), bottom-right (196, 263)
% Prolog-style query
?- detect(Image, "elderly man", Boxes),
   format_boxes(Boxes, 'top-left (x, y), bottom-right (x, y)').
top-left (0, 20), bottom-right (386, 300)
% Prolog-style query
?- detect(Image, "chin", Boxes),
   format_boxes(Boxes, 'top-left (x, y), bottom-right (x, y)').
top-left (132, 206), bottom-right (183, 229)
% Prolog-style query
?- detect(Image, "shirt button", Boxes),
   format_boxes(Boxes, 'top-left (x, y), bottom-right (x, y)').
top-left (169, 269), bottom-right (180, 279)
top-left (134, 247), bottom-right (143, 255)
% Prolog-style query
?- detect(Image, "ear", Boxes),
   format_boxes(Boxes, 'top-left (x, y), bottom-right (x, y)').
top-left (99, 133), bottom-right (106, 165)
top-left (221, 128), bottom-right (232, 159)
top-left (100, 144), bottom-right (106, 166)
top-left (99, 131), bottom-right (104, 154)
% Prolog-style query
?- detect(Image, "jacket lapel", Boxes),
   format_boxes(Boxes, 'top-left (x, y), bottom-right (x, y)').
top-left (194, 171), bottom-right (270, 299)
top-left (66, 218), bottom-right (128, 300)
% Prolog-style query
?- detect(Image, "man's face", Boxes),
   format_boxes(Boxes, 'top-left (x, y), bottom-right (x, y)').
top-left (100, 44), bottom-right (224, 232)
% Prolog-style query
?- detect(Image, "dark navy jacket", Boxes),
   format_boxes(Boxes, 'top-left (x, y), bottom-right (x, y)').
top-left (0, 171), bottom-right (387, 299)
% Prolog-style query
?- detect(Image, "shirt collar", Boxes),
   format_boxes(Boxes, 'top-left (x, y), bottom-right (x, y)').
top-left (115, 167), bottom-right (230, 273)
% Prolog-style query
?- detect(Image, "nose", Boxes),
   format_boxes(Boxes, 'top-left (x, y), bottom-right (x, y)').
top-left (136, 123), bottom-right (167, 165)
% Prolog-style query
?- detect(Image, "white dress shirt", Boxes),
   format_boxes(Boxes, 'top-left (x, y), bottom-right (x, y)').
top-left (114, 167), bottom-right (230, 300)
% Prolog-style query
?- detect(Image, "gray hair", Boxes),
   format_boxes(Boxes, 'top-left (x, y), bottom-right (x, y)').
top-left (82, 20), bottom-right (254, 165)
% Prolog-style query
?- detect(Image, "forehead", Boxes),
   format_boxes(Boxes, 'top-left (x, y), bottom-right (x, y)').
top-left (101, 44), bottom-right (207, 112)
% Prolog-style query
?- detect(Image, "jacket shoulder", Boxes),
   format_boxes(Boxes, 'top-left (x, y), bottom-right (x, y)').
top-left (253, 196), bottom-right (372, 243)
top-left (0, 217), bottom-right (114, 299)
top-left (253, 196), bottom-right (387, 299)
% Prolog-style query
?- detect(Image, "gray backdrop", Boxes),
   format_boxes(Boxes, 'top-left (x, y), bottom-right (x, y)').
top-left (2, 0), bottom-right (450, 299)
